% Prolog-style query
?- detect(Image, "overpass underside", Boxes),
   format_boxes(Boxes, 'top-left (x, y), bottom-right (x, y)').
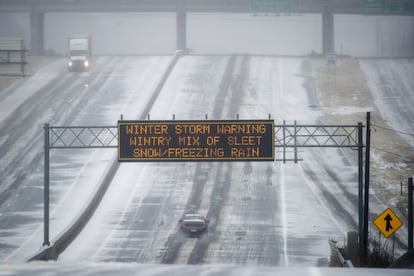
top-left (1, 0), bottom-right (412, 55)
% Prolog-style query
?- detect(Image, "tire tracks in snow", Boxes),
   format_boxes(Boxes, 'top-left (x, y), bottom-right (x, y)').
top-left (160, 55), bottom-right (250, 264)
top-left (0, 58), bottom-right (120, 208)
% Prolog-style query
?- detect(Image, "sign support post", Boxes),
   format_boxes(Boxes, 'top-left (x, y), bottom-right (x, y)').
top-left (408, 177), bottom-right (413, 249)
top-left (358, 122), bottom-right (364, 255)
top-left (362, 112), bottom-right (371, 258)
top-left (43, 124), bottom-right (50, 246)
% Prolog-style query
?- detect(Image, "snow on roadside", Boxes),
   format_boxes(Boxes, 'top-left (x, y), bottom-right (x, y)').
top-left (311, 57), bottom-right (414, 248)
top-left (0, 57), bottom-right (67, 125)
top-left (0, 56), bottom-right (174, 262)
top-left (360, 59), bottom-right (414, 148)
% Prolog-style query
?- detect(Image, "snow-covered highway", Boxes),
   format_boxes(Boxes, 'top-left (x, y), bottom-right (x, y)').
top-left (0, 55), bottom-right (173, 261)
top-left (59, 56), bottom-right (347, 266)
top-left (0, 54), bottom-right (413, 270)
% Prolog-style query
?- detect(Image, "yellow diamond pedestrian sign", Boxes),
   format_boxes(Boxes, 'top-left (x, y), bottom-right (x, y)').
top-left (373, 208), bottom-right (403, 238)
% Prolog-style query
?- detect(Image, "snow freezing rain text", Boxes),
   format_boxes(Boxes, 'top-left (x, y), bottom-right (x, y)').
top-left (118, 120), bottom-right (274, 162)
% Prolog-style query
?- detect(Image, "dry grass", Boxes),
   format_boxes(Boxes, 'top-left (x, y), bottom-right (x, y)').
top-left (310, 56), bottom-right (414, 214)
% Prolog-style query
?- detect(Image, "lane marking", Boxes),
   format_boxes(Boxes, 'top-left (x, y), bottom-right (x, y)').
top-left (280, 161), bottom-right (289, 267)
top-left (277, 58), bottom-right (289, 267)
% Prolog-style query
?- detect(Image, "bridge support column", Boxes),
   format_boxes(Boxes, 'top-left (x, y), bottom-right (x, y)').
top-left (176, 10), bottom-right (186, 51)
top-left (30, 11), bottom-right (44, 55)
top-left (322, 9), bottom-right (334, 54)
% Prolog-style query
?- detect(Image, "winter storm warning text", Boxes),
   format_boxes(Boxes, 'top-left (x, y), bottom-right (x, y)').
top-left (118, 120), bottom-right (274, 161)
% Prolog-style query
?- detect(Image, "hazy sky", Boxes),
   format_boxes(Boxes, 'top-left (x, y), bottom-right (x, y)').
top-left (0, 12), bottom-right (413, 57)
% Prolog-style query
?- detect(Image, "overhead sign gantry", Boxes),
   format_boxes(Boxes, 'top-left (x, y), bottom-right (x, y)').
top-left (41, 118), bottom-right (365, 255)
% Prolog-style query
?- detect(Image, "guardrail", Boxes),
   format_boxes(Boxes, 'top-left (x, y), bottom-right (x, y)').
top-left (0, 38), bottom-right (28, 76)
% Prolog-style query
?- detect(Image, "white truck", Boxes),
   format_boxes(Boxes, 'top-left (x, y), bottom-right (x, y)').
top-left (67, 37), bottom-right (92, 72)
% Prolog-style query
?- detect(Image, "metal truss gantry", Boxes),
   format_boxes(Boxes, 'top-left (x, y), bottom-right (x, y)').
top-left (47, 122), bottom-right (361, 150)
top-left (275, 121), bottom-right (362, 162)
top-left (43, 121), bottom-right (365, 253)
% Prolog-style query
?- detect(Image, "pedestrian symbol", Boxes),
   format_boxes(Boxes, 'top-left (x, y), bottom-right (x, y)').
top-left (373, 208), bottom-right (403, 238)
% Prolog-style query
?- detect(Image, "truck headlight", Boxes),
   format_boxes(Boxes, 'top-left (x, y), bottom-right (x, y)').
top-left (68, 61), bottom-right (73, 67)
top-left (84, 60), bottom-right (89, 67)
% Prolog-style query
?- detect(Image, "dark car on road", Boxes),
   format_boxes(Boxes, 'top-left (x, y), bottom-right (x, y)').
top-left (179, 214), bottom-right (209, 236)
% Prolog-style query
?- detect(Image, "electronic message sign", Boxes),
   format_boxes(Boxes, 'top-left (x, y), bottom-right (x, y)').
top-left (118, 120), bottom-right (274, 161)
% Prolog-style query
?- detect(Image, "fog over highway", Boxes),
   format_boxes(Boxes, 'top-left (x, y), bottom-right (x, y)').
top-left (0, 9), bottom-right (414, 275)
top-left (1, 53), bottom-right (412, 266)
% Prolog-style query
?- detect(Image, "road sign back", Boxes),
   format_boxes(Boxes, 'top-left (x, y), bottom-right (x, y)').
top-left (373, 208), bottom-right (403, 238)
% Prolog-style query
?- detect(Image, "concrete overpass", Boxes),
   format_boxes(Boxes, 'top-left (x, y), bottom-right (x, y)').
top-left (0, 0), bottom-right (413, 55)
